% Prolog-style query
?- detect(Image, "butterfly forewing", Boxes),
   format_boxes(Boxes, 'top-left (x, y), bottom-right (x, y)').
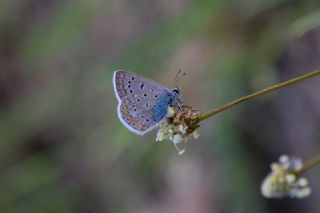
top-left (113, 71), bottom-right (172, 135)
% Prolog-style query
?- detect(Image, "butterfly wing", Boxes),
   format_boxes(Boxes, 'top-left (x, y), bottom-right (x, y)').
top-left (113, 71), bottom-right (172, 135)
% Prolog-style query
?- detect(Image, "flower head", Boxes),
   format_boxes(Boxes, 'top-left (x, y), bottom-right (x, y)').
top-left (261, 155), bottom-right (311, 199)
top-left (156, 105), bottom-right (200, 154)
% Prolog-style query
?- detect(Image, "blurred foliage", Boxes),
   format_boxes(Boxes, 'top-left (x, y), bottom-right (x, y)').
top-left (0, 0), bottom-right (320, 212)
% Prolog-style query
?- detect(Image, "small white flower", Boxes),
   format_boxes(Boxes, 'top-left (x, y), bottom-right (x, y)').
top-left (261, 155), bottom-right (311, 199)
top-left (193, 130), bottom-right (200, 139)
top-left (298, 178), bottom-right (308, 187)
top-left (178, 124), bottom-right (187, 135)
top-left (156, 123), bottom-right (173, 142)
top-left (173, 134), bottom-right (184, 144)
top-left (177, 149), bottom-right (186, 155)
top-left (285, 174), bottom-right (296, 184)
top-left (279, 155), bottom-right (289, 164)
top-left (155, 106), bottom-right (200, 154)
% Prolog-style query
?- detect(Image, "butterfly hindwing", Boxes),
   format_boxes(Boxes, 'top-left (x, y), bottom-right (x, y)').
top-left (113, 71), bottom-right (172, 135)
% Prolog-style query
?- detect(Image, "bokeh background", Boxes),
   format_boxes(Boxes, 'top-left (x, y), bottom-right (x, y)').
top-left (1, 0), bottom-right (320, 212)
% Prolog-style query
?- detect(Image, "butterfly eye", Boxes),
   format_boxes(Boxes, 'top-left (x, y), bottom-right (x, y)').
top-left (172, 88), bottom-right (180, 94)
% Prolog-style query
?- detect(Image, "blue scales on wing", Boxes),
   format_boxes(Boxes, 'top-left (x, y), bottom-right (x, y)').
top-left (114, 71), bottom-right (173, 134)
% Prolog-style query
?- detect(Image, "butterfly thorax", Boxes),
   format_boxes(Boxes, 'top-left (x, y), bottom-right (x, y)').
top-left (152, 88), bottom-right (181, 122)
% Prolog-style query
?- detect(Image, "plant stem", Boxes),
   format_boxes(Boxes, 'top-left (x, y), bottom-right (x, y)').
top-left (297, 154), bottom-right (320, 174)
top-left (197, 69), bottom-right (320, 122)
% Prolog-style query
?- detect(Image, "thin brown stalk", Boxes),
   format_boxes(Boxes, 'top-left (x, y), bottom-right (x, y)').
top-left (197, 69), bottom-right (320, 122)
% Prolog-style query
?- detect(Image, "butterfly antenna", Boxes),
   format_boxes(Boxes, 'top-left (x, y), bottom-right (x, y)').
top-left (173, 67), bottom-right (187, 88)
top-left (174, 67), bottom-right (182, 87)
top-left (180, 72), bottom-right (186, 82)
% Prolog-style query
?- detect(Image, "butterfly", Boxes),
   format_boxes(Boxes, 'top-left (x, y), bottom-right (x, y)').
top-left (113, 70), bottom-right (181, 135)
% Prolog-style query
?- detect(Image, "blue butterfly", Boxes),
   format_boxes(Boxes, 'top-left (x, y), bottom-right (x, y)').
top-left (113, 71), bottom-right (181, 135)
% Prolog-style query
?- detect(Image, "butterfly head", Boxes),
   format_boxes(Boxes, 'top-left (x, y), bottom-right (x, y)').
top-left (171, 68), bottom-right (186, 107)
top-left (170, 87), bottom-right (182, 107)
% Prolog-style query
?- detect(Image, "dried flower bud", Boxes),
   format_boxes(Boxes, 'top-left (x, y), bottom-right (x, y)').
top-left (156, 105), bottom-right (200, 154)
top-left (261, 155), bottom-right (311, 199)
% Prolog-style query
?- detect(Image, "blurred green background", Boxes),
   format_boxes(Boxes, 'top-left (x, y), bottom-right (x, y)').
top-left (0, 0), bottom-right (320, 212)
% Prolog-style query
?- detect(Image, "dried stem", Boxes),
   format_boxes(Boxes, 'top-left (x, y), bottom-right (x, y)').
top-left (197, 69), bottom-right (320, 122)
top-left (297, 154), bottom-right (320, 175)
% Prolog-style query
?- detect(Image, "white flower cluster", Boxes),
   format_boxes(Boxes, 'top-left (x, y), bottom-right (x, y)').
top-left (156, 107), bottom-right (200, 155)
top-left (261, 155), bottom-right (311, 199)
